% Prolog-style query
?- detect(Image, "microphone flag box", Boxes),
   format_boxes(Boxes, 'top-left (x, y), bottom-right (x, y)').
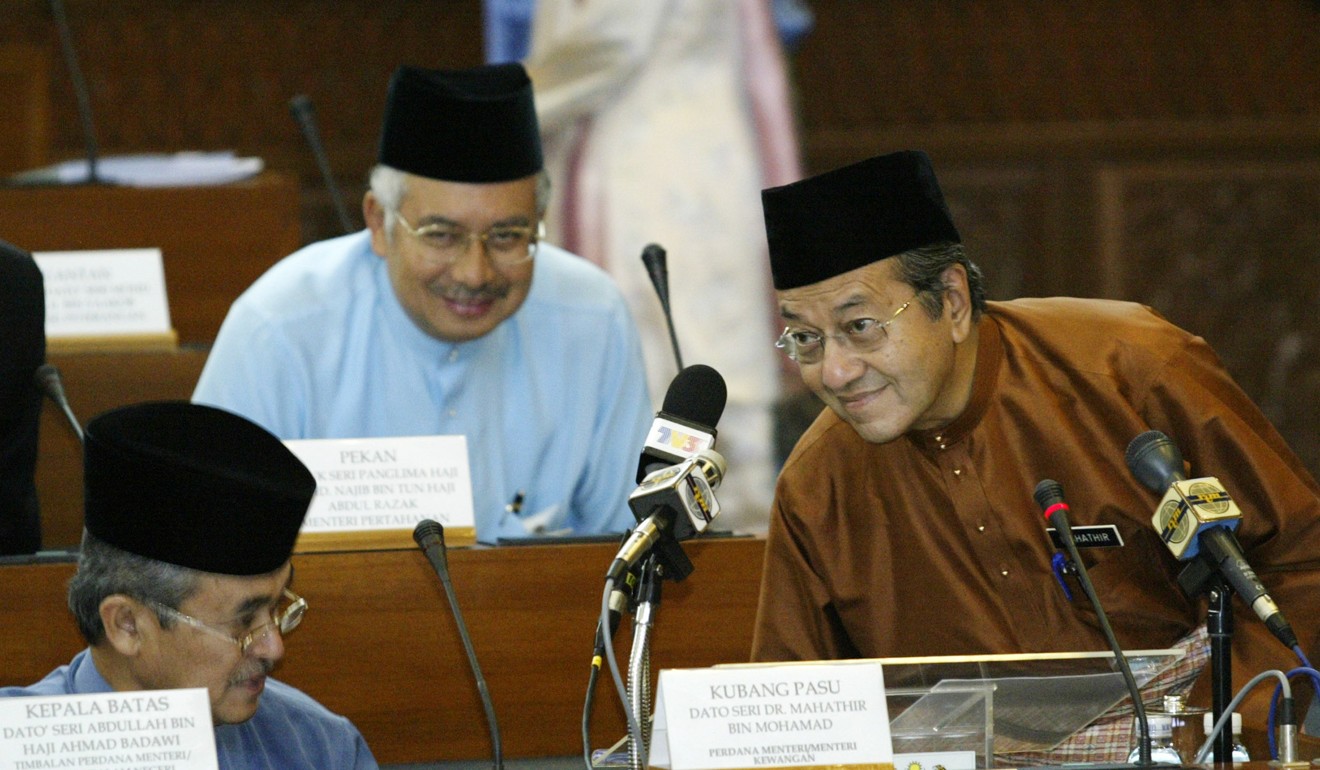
top-left (0, 687), bottom-right (218, 770)
top-left (1153, 476), bottom-right (1241, 559)
top-left (643, 415), bottom-right (716, 467)
top-left (285, 435), bottom-right (475, 550)
top-left (33, 248), bottom-right (177, 353)
top-left (629, 453), bottom-right (722, 538)
top-left (648, 660), bottom-right (893, 770)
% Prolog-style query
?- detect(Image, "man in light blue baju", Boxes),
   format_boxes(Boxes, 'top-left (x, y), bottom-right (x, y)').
top-left (0, 402), bottom-right (377, 770)
top-left (193, 63), bottom-right (651, 542)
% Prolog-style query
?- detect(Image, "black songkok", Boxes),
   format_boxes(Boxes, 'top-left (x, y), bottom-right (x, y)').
top-left (378, 63), bottom-right (543, 183)
top-left (83, 401), bottom-right (315, 576)
top-left (762, 150), bottom-right (961, 290)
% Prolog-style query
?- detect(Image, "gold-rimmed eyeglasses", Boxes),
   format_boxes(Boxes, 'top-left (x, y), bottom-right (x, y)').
top-left (395, 211), bottom-right (543, 267)
top-left (149, 589), bottom-right (307, 655)
top-left (775, 298), bottom-right (915, 364)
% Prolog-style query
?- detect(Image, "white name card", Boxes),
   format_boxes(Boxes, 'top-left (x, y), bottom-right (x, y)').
top-left (33, 249), bottom-right (172, 337)
top-left (0, 688), bottom-right (218, 770)
top-left (285, 436), bottom-right (474, 533)
top-left (650, 661), bottom-right (893, 770)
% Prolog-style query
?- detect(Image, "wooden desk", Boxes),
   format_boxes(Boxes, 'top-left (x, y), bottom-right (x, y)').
top-left (0, 536), bottom-right (767, 764)
top-left (0, 171), bottom-right (300, 343)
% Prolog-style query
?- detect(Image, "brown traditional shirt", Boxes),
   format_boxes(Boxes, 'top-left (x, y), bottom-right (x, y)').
top-left (752, 297), bottom-right (1320, 733)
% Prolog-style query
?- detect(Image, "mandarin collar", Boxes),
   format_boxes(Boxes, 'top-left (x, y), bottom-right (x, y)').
top-left (906, 312), bottom-right (1001, 453)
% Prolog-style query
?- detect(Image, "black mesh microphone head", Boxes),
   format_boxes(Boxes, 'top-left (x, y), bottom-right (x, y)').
top-left (661, 364), bottom-right (727, 428)
top-left (413, 518), bottom-right (446, 549)
top-left (637, 364), bottom-right (728, 483)
top-left (1033, 479), bottom-right (1065, 512)
top-left (641, 243), bottom-right (670, 306)
top-left (1125, 430), bottom-right (1185, 491)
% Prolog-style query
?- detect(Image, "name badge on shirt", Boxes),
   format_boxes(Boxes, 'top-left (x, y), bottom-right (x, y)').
top-left (0, 688), bottom-right (218, 770)
top-left (1047, 524), bottom-right (1124, 549)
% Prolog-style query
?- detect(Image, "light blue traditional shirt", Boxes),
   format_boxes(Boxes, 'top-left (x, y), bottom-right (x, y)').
top-left (0, 649), bottom-right (378, 770)
top-left (193, 232), bottom-right (652, 541)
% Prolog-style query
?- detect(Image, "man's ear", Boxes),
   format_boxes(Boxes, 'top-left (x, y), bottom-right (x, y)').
top-left (363, 191), bottom-right (389, 258)
top-left (99, 595), bottom-right (145, 656)
top-left (941, 263), bottom-right (974, 343)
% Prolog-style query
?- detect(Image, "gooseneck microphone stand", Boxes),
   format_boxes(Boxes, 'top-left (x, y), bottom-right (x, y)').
top-left (626, 556), bottom-right (662, 770)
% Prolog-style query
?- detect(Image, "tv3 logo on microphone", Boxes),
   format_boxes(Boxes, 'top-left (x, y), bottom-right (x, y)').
top-left (645, 417), bottom-right (715, 458)
top-left (1153, 477), bottom-right (1238, 558)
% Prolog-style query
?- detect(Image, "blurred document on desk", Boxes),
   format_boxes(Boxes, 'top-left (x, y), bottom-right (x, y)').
top-left (11, 151), bottom-right (263, 187)
top-left (34, 248), bottom-right (171, 338)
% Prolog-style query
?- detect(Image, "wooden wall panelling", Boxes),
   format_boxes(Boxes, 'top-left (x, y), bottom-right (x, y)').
top-left (0, 43), bottom-right (51, 176)
top-left (1094, 158), bottom-right (1320, 476)
top-left (0, 537), bottom-right (766, 764)
top-left (0, 2), bottom-right (485, 244)
top-left (937, 163), bottom-right (1051, 302)
top-left (788, 1), bottom-right (1320, 131)
top-left (0, 172), bottom-right (301, 344)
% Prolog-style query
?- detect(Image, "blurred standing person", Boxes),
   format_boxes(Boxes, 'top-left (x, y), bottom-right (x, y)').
top-left (520, 0), bottom-right (807, 532)
top-left (0, 239), bottom-right (45, 555)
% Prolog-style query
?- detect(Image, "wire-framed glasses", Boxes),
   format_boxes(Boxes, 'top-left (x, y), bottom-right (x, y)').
top-left (775, 298), bottom-right (914, 364)
top-left (149, 589), bottom-right (307, 655)
top-left (395, 211), bottom-right (543, 267)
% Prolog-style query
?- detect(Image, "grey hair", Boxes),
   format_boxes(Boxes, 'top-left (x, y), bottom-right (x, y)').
top-left (67, 530), bottom-right (203, 644)
top-left (892, 241), bottom-right (987, 320)
top-left (368, 164), bottom-right (552, 241)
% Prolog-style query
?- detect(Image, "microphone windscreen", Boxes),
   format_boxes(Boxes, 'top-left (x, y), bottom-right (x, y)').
top-left (1125, 430), bottom-right (1183, 491)
top-left (289, 93), bottom-right (314, 120)
top-left (413, 518), bottom-right (446, 549)
top-left (1033, 479), bottom-right (1065, 513)
top-left (661, 364), bottom-right (727, 430)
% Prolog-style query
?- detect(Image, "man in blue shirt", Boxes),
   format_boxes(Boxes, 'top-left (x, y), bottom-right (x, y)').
top-left (193, 64), bottom-right (653, 542)
top-left (0, 401), bottom-right (377, 770)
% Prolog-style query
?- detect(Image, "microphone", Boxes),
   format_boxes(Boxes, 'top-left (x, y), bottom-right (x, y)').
top-left (1125, 430), bottom-right (1298, 650)
top-left (288, 94), bottom-right (356, 235)
top-left (636, 363), bottom-right (727, 483)
top-left (607, 448), bottom-right (726, 583)
top-left (34, 364), bottom-right (83, 444)
top-left (641, 243), bottom-right (684, 372)
top-left (48, 0), bottom-right (101, 184)
top-left (1035, 479), bottom-right (1154, 766)
top-left (412, 520), bottom-right (503, 770)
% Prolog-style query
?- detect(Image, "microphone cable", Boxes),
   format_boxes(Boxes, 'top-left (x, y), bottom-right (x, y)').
top-left (582, 551), bottom-right (637, 769)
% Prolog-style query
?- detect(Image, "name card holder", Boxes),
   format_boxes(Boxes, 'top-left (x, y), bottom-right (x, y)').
top-left (0, 687), bottom-right (218, 770)
top-left (649, 661), bottom-right (894, 770)
top-left (285, 435), bottom-right (477, 551)
top-left (34, 248), bottom-right (178, 354)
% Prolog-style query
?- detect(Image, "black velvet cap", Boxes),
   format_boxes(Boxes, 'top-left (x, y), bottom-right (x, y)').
top-left (762, 150), bottom-right (961, 290)
top-left (83, 402), bottom-right (315, 576)
top-left (378, 63), bottom-right (543, 183)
